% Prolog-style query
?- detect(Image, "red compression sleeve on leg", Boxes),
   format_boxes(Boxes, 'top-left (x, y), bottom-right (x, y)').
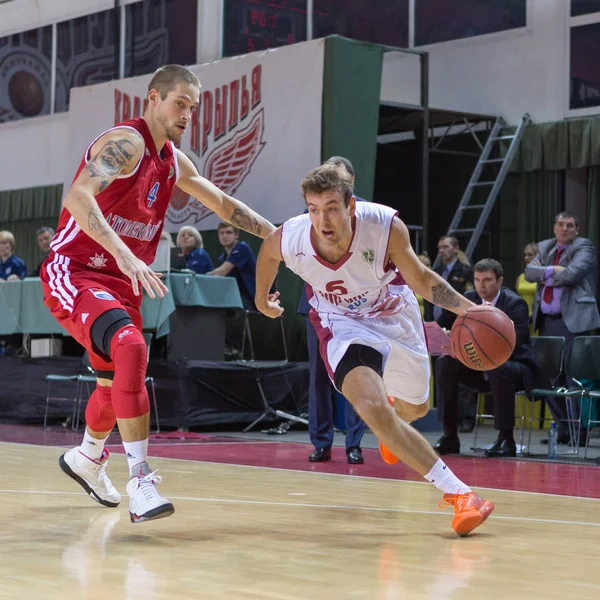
top-left (109, 326), bottom-right (149, 419)
top-left (84, 384), bottom-right (116, 432)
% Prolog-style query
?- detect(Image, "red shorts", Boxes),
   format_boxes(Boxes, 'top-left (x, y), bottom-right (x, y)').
top-left (41, 263), bottom-right (142, 372)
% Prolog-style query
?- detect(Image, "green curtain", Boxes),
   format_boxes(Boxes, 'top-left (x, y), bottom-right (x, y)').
top-left (497, 172), bottom-right (561, 289)
top-left (588, 167), bottom-right (600, 302)
top-left (0, 185), bottom-right (63, 275)
top-left (507, 116), bottom-right (600, 172)
top-left (321, 36), bottom-right (383, 200)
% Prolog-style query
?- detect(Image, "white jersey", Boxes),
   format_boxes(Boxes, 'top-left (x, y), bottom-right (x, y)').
top-left (282, 202), bottom-right (410, 318)
top-left (281, 202), bottom-right (430, 404)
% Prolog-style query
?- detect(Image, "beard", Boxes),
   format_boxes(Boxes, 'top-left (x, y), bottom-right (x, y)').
top-left (165, 125), bottom-right (183, 143)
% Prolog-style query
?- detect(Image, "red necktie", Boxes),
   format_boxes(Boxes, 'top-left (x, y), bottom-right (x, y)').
top-left (543, 248), bottom-right (563, 304)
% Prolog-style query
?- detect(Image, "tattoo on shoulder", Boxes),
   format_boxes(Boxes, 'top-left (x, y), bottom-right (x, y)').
top-left (431, 282), bottom-right (460, 309)
top-left (86, 138), bottom-right (138, 179)
top-left (230, 208), bottom-right (262, 235)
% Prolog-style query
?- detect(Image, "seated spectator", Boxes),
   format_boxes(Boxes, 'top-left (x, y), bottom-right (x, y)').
top-left (515, 242), bottom-right (538, 320)
top-left (433, 259), bottom-right (544, 458)
top-left (0, 230), bottom-right (27, 281)
top-left (176, 226), bottom-right (213, 274)
top-left (32, 226), bottom-right (55, 276)
top-left (209, 222), bottom-right (256, 310)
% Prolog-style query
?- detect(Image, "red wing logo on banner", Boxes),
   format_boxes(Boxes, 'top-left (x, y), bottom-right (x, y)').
top-left (167, 109), bottom-right (266, 225)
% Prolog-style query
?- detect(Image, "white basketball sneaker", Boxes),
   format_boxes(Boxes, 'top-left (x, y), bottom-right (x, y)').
top-left (126, 470), bottom-right (174, 523)
top-left (59, 447), bottom-right (121, 507)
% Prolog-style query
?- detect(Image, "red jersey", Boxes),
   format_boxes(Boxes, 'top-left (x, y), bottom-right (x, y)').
top-left (48, 118), bottom-right (178, 276)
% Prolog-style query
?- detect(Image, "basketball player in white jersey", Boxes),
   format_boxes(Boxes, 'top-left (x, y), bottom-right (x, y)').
top-left (255, 164), bottom-right (495, 536)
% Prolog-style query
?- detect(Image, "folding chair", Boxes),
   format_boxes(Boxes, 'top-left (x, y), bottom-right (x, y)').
top-left (527, 336), bottom-right (600, 457)
top-left (472, 336), bottom-right (565, 454)
top-left (574, 338), bottom-right (600, 459)
top-left (43, 352), bottom-right (96, 430)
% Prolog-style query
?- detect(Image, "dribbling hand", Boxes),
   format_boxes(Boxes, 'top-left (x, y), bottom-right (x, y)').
top-left (116, 250), bottom-right (169, 298)
top-left (258, 291), bottom-right (284, 319)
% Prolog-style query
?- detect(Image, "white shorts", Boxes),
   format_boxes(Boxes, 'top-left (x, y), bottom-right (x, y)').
top-left (310, 293), bottom-right (430, 404)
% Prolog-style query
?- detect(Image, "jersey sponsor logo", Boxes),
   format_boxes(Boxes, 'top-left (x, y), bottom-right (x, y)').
top-left (361, 249), bottom-right (375, 265)
top-left (147, 182), bottom-right (159, 207)
top-left (166, 66), bottom-right (265, 227)
top-left (316, 280), bottom-right (368, 310)
top-left (90, 289), bottom-right (115, 301)
top-left (87, 252), bottom-right (108, 269)
top-left (104, 213), bottom-right (162, 242)
top-left (81, 313), bottom-right (89, 324)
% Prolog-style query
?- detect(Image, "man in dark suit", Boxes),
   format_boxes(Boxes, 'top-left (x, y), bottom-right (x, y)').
top-left (433, 259), bottom-right (543, 458)
top-left (525, 211), bottom-right (600, 445)
top-left (424, 236), bottom-right (474, 330)
top-left (424, 236), bottom-right (475, 432)
top-left (298, 156), bottom-right (366, 464)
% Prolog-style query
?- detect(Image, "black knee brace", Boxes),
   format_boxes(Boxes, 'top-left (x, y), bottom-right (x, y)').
top-left (90, 308), bottom-right (133, 365)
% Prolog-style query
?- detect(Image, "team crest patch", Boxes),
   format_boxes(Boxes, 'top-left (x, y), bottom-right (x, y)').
top-left (90, 289), bottom-right (115, 301)
top-left (361, 249), bottom-right (375, 265)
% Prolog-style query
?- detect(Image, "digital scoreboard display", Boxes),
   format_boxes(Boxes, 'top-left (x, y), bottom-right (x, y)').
top-left (223, 0), bottom-right (308, 56)
top-left (223, 1), bottom-right (409, 57)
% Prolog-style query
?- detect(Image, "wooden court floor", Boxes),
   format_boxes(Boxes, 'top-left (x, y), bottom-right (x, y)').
top-left (1, 441), bottom-right (600, 600)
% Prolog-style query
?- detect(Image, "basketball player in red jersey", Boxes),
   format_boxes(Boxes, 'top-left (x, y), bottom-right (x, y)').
top-left (41, 65), bottom-right (275, 523)
top-left (256, 164), bottom-right (495, 536)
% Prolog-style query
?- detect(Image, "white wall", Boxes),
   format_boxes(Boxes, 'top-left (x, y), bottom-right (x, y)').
top-left (381, 0), bottom-right (569, 125)
top-left (0, 112), bottom-right (69, 190)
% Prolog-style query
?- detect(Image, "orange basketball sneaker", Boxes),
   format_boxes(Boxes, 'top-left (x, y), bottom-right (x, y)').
top-left (439, 492), bottom-right (495, 536)
top-left (378, 395), bottom-right (399, 465)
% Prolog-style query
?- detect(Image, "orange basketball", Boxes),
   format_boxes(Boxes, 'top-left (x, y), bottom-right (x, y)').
top-left (450, 305), bottom-right (516, 371)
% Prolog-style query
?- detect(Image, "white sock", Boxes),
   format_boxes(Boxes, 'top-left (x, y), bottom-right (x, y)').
top-left (79, 429), bottom-right (107, 461)
top-left (424, 459), bottom-right (471, 495)
top-left (123, 439), bottom-right (150, 477)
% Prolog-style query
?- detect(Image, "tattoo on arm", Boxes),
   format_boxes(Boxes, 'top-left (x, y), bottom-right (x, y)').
top-left (99, 181), bottom-right (109, 193)
top-left (431, 282), bottom-right (461, 309)
top-left (230, 207), bottom-right (262, 235)
top-left (88, 209), bottom-right (105, 232)
top-left (86, 138), bottom-right (138, 180)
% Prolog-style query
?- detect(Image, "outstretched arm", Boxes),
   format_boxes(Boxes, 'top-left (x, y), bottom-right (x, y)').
top-left (62, 128), bottom-right (167, 298)
top-left (255, 227), bottom-right (284, 318)
top-left (387, 217), bottom-right (476, 316)
top-left (176, 151), bottom-right (276, 239)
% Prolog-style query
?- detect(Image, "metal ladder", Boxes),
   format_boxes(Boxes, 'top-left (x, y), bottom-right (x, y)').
top-left (433, 113), bottom-right (531, 268)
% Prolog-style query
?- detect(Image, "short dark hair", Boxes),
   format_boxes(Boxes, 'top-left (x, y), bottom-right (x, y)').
top-left (474, 258), bottom-right (503, 279)
top-left (554, 211), bottom-right (579, 228)
top-left (217, 221), bottom-right (239, 234)
top-left (148, 64), bottom-right (201, 100)
top-left (301, 163), bottom-right (354, 207)
top-left (36, 226), bottom-right (55, 237)
top-left (325, 156), bottom-right (354, 178)
top-left (439, 235), bottom-right (459, 248)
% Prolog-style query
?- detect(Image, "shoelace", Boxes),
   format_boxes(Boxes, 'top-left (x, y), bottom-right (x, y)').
top-left (137, 470), bottom-right (164, 501)
top-left (438, 493), bottom-right (471, 510)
